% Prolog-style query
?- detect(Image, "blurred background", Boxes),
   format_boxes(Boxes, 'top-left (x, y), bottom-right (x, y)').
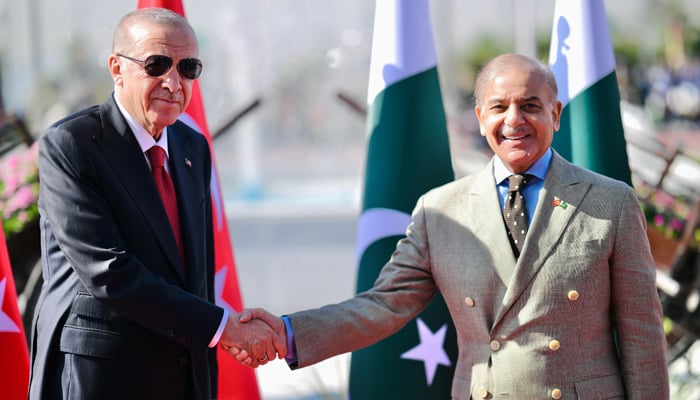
top-left (2, 0), bottom-right (700, 399)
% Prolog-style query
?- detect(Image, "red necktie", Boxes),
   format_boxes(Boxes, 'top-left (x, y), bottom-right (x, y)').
top-left (148, 146), bottom-right (185, 264)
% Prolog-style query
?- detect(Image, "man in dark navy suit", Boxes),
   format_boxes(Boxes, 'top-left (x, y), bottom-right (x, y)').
top-left (29, 8), bottom-right (283, 400)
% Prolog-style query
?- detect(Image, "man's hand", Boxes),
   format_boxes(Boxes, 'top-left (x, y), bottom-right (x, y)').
top-left (218, 309), bottom-right (286, 368)
top-left (224, 308), bottom-right (287, 367)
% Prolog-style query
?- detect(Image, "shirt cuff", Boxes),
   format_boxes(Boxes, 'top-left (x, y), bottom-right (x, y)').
top-left (281, 315), bottom-right (298, 366)
top-left (208, 309), bottom-right (229, 348)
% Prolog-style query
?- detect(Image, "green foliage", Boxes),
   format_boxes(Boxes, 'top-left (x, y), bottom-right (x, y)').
top-left (0, 143), bottom-right (40, 236)
top-left (461, 35), bottom-right (510, 74)
top-left (636, 179), bottom-right (700, 247)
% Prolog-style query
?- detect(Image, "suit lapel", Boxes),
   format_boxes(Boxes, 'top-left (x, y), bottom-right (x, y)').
top-left (469, 161), bottom-right (518, 286)
top-left (496, 153), bottom-right (591, 323)
top-left (167, 126), bottom-right (200, 286)
top-left (94, 97), bottom-right (187, 283)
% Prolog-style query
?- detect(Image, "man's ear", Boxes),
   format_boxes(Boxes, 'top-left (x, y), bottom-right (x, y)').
top-left (108, 54), bottom-right (123, 87)
top-left (552, 100), bottom-right (563, 132)
top-left (474, 105), bottom-right (486, 136)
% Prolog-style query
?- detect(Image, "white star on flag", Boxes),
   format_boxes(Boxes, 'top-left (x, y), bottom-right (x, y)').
top-left (215, 266), bottom-right (237, 313)
top-left (0, 278), bottom-right (20, 333)
top-left (400, 318), bottom-right (451, 385)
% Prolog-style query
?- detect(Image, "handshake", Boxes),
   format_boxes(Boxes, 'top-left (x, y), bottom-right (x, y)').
top-left (219, 308), bottom-right (287, 368)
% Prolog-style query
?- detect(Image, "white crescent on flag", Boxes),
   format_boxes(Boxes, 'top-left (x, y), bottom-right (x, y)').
top-left (356, 208), bottom-right (411, 265)
top-left (367, 0), bottom-right (437, 105)
top-left (548, 0), bottom-right (616, 106)
top-left (0, 278), bottom-right (20, 333)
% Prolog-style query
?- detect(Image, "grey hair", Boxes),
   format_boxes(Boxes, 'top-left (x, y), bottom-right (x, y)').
top-left (112, 8), bottom-right (196, 53)
top-left (473, 53), bottom-right (558, 107)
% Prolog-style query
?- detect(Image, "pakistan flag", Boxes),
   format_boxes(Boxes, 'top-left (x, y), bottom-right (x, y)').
top-left (548, 0), bottom-right (632, 185)
top-left (349, 0), bottom-right (457, 398)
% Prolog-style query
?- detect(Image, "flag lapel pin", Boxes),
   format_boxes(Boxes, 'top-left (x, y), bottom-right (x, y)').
top-left (552, 196), bottom-right (568, 209)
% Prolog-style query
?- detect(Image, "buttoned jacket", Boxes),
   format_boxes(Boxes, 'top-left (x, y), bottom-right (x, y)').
top-left (29, 95), bottom-right (221, 400)
top-left (288, 152), bottom-right (669, 399)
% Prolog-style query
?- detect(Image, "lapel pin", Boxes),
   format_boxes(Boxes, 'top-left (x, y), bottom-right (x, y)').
top-left (552, 196), bottom-right (568, 209)
top-left (185, 158), bottom-right (192, 168)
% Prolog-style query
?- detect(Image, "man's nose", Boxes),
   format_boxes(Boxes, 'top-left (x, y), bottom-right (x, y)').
top-left (504, 105), bottom-right (524, 126)
top-left (161, 67), bottom-right (181, 91)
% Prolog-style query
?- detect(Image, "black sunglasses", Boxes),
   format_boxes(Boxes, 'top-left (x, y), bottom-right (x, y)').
top-left (117, 53), bottom-right (202, 80)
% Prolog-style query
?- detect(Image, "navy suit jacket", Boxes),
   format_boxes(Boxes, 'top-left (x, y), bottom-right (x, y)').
top-left (29, 95), bottom-right (222, 400)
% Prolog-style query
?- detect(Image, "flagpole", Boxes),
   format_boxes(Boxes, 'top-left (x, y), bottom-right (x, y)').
top-left (514, 0), bottom-right (537, 57)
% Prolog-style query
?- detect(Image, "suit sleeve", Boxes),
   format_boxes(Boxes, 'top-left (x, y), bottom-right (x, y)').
top-left (610, 188), bottom-right (669, 399)
top-left (288, 196), bottom-right (439, 368)
top-left (38, 126), bottom-right (223, 350)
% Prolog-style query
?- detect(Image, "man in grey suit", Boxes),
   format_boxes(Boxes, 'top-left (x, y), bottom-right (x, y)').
top-left (234, 53), bottom-right (669, 399)
top-left (29, 8), bottom-right (283, 400)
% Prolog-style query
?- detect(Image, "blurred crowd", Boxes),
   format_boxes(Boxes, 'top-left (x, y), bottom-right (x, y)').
top-left (626, 56), bottom-right (700, 130)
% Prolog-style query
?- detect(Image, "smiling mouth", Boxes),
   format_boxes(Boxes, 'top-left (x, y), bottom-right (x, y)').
top-left (502, 134), bottom-right (528, 141)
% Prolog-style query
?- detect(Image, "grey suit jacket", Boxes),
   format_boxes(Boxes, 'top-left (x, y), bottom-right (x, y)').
top-left (288, 152), bottom-right (669, 399)
top-left (29, 95), bottom-right (222, 400)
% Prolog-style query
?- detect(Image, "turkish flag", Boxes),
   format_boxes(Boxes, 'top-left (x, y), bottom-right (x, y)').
top-left (0, 227), bottom-right (30, 400)
top-left (136, 1), bottom-right (261, 399)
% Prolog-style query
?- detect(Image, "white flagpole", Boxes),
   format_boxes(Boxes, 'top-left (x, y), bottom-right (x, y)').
top-left (514, 0), bottom-right (537, 57)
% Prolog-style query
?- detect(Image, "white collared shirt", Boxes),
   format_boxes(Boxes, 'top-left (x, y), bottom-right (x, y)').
top-left (114, 96), bottom-right (171, 172)
top-left (493, 148), bottom-right (552, 222)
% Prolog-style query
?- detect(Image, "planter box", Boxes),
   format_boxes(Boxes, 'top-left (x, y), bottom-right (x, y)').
top-left (646, 227), bottom-right (681, 272)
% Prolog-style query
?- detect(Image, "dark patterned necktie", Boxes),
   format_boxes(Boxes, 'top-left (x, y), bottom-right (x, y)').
top-left (503, 174), bottom-right (530, 257)
top-left (148, 146), bottom-right (185, 263)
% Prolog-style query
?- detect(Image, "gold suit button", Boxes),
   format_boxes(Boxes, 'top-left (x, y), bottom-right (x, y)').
top-left (489, 340), bottom-right (501, 351)
top-left (549, 339), bottom-right (561, 351)
top-left (464, 297), bottom-right (475, 307)
top-left (567, 290), bottom-right (579, 301)
top-left (477, 387), bottom-right (489, 399)
top-left (551, 388), bottom-right (562, 399)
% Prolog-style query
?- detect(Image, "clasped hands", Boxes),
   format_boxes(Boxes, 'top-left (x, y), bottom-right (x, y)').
top-left (219, 308), bottom-right (285, 368)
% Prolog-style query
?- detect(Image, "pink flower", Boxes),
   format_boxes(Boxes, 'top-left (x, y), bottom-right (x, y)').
top-left (654, 214), bottom-right (665, 227)
top-left (4, 154), bottom-right (19, 170)
top-left (16, 210), bottom-right (28, 223)
top-left (7, 185), bottom-right (37, 211)
top-left (669, 218), bottom-right (684, 232)
top-left (1, 175), bottom-right (19, 197)
top-left (1, 144), bottom-right (39, 234)
top-left (654, 191), bottom-right (676, 208)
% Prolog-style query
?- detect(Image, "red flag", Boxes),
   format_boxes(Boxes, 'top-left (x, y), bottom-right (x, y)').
top-left (136, 1), bottom-right (261, 399)
top-left (0, 227), bottom-right (30, 400)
